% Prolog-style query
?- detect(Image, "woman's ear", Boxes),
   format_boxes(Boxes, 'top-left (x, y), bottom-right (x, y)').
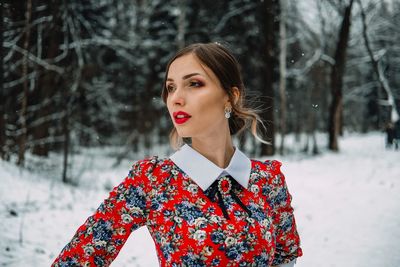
top-left (231, 86), bottom-right (240, 105)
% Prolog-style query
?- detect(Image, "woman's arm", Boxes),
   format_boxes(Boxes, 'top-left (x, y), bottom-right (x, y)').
top-left (265, 160), bottom-right (303, 266)
top-left (52, 159), bottom-right (152, 267)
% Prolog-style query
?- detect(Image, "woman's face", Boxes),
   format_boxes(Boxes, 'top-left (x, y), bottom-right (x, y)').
top-left (165, 53), bottom-right (230, 140)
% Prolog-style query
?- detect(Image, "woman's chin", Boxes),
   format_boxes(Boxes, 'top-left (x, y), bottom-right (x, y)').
top-left (178, 133), bottom-right (191, 138)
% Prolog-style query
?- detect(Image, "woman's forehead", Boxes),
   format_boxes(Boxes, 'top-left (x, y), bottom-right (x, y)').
top-left (168, 54), bottom-right (205, 74)
top-left (167, 54), bottom-right (218, 83)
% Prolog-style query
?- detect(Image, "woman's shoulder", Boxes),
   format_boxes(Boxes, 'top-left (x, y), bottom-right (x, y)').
top-left (128, 155), bottom-right (174, 177)
top-left (129, 155), bottom-right (171, 168)
top-left (121, 155), bottom-right (175, 191)
top-left (250, 158), bottom-right (283, 173)
top-left (249, 158), bottom-right (286, 186)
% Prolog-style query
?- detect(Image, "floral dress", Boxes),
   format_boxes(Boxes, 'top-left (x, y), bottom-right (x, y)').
top-left (52, 156), bottom-right (302, 266)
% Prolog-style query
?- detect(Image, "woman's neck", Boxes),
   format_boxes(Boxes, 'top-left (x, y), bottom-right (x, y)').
top-left (190, 138), bottom-right (235, 169)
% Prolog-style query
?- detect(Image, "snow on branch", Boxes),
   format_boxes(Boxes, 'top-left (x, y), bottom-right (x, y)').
top-left (213, 3), bottom-right (258, 34)
top-left (3, 71), bottom-right (38, 89)
top-left (287, 49), bottom-right (326, 78)
top-left (59, 38), bottom-right (135, 50)
top-left (4, 41), bottom-right (64, 74)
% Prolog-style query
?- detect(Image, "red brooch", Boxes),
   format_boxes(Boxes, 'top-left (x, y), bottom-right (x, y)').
top-left (205, 175), bottom-right (253, 220)
top-left (218, 176), bottom-right (232, 196)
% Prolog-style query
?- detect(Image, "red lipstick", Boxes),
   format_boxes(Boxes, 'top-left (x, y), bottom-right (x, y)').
top-left (173, 111), bottom-right (192, 124)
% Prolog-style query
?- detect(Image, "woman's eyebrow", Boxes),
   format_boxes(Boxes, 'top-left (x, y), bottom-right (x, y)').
top-left (166, 73), bottom-right (202, 82)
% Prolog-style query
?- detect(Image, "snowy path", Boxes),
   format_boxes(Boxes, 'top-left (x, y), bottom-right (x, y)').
top-left (277, 134), bottom-right (400, 267)
top-left (0, 132), bottom-right (399, 266)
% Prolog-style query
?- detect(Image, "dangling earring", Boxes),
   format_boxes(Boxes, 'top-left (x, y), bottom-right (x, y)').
top-left (224, 107), bottom-right (232, 119)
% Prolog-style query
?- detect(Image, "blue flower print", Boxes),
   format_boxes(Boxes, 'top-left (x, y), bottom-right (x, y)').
top-left (248, 204), bottom-right (267, 222)
top-left (94, 255), bottom-right (106, 266)
top-left (210, 230), bottom-right (224, 244)
top-left (181, 253), bottom-right (206, 267)
top-left (175, 201), bottom-right (203, 225)
top-left (125, 186), bottom-right (146, 210)
top-left (92, 219), bottom-right (113, 244)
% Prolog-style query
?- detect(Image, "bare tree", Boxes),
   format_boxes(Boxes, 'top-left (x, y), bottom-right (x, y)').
top-left (328, 0), bottom-right (354, 151)
top-left (177, 0), bottom-right (186, 49)
top-left (17, 0), bottom-right (32, 166)
top-left (358, 0), bottom-right (399, 124)
top-left (0, 1), bottom-right (5, 160)
top-left (278, 0), bottom-right (288, 155)
top-left (260, 0), bottom-right (280, 156)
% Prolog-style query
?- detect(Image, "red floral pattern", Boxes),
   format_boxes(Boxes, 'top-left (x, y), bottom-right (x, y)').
top-left (52, 156), bottom-right (302, 266)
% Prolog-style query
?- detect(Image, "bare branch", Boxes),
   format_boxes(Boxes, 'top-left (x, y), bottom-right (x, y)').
top-left (4, 41), bottom-right (64, 74)
top-left (213, 3), bottom-right (258, 34)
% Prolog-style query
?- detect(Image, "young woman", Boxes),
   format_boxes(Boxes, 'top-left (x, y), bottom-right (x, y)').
top-left (52, 43), bottom-right (302, 267)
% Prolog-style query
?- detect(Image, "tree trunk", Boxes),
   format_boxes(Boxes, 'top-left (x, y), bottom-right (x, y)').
top-left (17, 0), bottom-right (32, 166)
top-left (62, 90), bottom-right (70, 184)
top-left (278, 0), bottom-right (287, 155)
top-left (177, 0), bottom-right (186, 49)
top-left (358, 0), bottom-right (399, 124)
top-left (0, 1), bottom-right (5, 160)
top-left (328, 0), bottom-right (354, 151)
top-left (260, 0), bottom-right (279, 156)
top-left (32, 4), bottom-right (63, 156)
top-left (310, 64), bottom-right (324, 155)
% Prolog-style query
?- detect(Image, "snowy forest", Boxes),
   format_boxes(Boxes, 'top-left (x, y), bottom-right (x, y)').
top-left (1, 0), bottom-right (400, 266)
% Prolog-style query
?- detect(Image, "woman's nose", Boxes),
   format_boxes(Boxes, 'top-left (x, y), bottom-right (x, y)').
top-left (170, 87), bottom-right (185, 106)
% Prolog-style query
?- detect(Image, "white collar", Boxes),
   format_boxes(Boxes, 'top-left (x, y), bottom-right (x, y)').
top-left (169, 144), bottom-right (252, 191)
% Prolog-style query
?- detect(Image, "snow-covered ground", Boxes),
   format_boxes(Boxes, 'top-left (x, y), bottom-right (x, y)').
top-left (1, 132), bottom-right (399, 266)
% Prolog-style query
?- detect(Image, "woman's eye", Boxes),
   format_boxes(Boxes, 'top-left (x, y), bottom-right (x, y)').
top-left (189, 81), bottom-right (203, 87)
top-left (166, 84), bottom-right (175, 92)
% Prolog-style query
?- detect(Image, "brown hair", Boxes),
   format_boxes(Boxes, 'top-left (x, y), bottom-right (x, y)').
top-left (161, 42), bottom-right (269, 150)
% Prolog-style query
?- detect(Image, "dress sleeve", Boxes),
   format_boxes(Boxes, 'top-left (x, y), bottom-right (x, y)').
top-left (266, 160), bottom-right (302, 266)
top-left (52, 159), bottom-right (152, 267)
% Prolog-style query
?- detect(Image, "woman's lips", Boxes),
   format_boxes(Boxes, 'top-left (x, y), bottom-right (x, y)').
top-left (174, 116), bottom-right (191, 124)
top-left (173, 111), bottom-right (192, 124)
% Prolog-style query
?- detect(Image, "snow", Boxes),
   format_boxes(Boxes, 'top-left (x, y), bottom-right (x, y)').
top-left (274, 133), bottom-right (400, 267)
top-left (1, 132), bottom-right (399, 267)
